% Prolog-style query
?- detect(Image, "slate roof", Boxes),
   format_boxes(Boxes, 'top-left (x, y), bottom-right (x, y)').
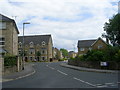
top-left (18, 35), bottom-right (52, 45)
top-left (77, 39), bottom-right (97, 48)
top-left (0, 14), bottom-right (19, 34)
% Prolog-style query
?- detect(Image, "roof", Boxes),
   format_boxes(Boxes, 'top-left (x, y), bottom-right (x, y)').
top-left (18, 35), bottom-right (52, 45)
top-left (0, 14), bottom-right (19, 34)
top-left (78, 39), bottom-right (96, 48)
top-left (78, 37), bottom-right (108, 48)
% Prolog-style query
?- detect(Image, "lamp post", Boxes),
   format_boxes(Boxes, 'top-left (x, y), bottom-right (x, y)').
top-left (22, 22), bottom-right (30, 70)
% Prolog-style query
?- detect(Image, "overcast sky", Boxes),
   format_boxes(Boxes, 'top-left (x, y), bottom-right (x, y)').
top-left (0, 0), bottom-right (119, 52)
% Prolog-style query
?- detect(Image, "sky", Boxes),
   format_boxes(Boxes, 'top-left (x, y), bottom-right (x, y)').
top-left (0, 0), bottom-right (119, 52)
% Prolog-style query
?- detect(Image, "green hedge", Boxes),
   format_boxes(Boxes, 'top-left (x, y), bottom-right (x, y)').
top-left (71, 46), bottom-right (120, 62)
top-left (4, 55), bottom-right (17, 66)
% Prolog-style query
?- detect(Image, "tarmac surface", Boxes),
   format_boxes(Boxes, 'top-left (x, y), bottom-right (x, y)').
top-left (2, 61), bottom-right (119, 82)
top-left (2, 62), bottom-right (119, 88)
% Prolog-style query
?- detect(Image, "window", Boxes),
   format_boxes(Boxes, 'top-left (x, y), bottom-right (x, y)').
top-left (30, 42), bottom-right (34, 47)
top-left (29, 49), bottom-right (35, 54)
top-left (41, 56), bottom-right (46, 61)
top-left (41, 48), bottom-right (47, 54)
top-left (30, 57), bottom-right (33, 61)
top-left (0, 37), bottom-right (5, 46)
top-left (80, 48), bottom-right (84, 51)
top-left (89, 47), bottom-right (92, 51)
top-left (42, 41), bottom-right (45, 46)
top-left (19, 42), bottom-right (22, 48)
top-left (0, 22), bottom-right (6, 29)
top-left (18, 50), bottom-right (21, 55)
top-left (98, 45), bottom-right (103, 49)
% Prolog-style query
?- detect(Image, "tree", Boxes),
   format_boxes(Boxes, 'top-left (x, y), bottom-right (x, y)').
top-left (103, 14), bottom-right (120, 46)
top-left (36, 51), bottom-right (41, 57)
top-left (60, 48), bottom-right (68, 58)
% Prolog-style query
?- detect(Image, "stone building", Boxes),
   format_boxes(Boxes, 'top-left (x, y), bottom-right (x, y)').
top-left (18, 35), bottom-right (53, 61)
top-left (77, 37), bottom-right (108, 56)
top-left (68, 51), bottom-right (77, 58)
top-left (0, 14), bottom-right (19, 56)
top-left (53, 47), bottom-right (63, 60)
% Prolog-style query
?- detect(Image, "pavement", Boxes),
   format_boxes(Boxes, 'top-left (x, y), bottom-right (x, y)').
top-left (2, 63), bottom-right (35, 82)
top-left (60, 62), bottom-right (119, 74)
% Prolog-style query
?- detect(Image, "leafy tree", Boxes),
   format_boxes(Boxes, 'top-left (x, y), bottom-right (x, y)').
top-left (60, 48), bottom-right (68, 58)
top-left (103, 14), bottom-right (120, 46)
top-left (36, 51), bottom-right (41, 56)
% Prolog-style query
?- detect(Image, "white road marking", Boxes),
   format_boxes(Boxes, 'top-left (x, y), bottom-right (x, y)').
top-left (57, 70), bottom-right (68, 75)
top-left (46, 65), bottom-right (55, 70)
top-left (15, 69), bottom-right (36, 80)
top-left (105, 83), bottom-right (114, 85)
top-left (97, 85), bottom-right (107, 88)
top-left (73, 77), bottom-right (96, 87)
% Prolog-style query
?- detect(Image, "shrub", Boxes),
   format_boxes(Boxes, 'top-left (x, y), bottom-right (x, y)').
top-left (4, 54), bottom-right (17, 67)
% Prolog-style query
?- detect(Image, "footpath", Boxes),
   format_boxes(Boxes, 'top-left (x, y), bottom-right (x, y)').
top-left (60, 63), bottom-right (119, 74)
top-left (2, 63), bottom-right (35, 82)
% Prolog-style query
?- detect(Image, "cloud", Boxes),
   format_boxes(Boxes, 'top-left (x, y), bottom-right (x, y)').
top-left (0, 0), bottom-right (119, 51)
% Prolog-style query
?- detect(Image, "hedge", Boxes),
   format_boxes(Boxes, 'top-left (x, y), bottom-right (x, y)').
top-left (4, 55), bottom-right (17, 67)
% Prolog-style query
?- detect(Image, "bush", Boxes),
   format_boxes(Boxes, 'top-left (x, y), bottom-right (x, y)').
top-left (4, 55), bottom-right (17, 67)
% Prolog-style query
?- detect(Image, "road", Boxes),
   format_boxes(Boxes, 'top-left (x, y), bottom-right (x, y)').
top-left (3, 62), bottom-right (119, 88)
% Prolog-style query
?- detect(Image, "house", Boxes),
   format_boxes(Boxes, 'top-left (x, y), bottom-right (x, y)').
top-left (77, 37), bottom-right (108, 56)
top-left (18, 35), bottom-right (53, 62)
top-left (0, 14), bottom-right (19, 56)
top-left (68, 51), bottom-right (77, 58)
top-left (53, 47), bottom-right (63, 60)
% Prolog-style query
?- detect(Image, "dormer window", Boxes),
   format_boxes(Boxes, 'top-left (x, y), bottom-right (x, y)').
top-left (30, 42), bottom-right (34, 47)
top-left (19, 42), bottom-right (22, 48)
top-left (42, 41), bottom-right (45, 46)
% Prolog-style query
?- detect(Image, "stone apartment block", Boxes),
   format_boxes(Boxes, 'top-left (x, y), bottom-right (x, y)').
top-left (18, 35), bottom-right (53, 61)
top-left (77, 37), bottom-right (108, 56)
top-left (0, 14), bottom-right (19, 56)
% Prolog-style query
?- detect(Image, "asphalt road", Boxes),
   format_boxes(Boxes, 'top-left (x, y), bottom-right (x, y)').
top-left (3, 62), bottom-right (119, 88)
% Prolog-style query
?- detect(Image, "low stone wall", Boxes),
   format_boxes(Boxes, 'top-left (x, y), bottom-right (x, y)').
top-left (3, 66), bottom-right (17, 76)
top-left (3, 56), bottom-right (23, 76)
top-left (68, 60), bottom-right (120, 70)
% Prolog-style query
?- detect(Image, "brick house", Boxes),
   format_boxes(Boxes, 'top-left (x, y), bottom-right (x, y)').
top-left (18, 35), bottom-right (53, 62)
top-left (0, 14), bottom-right (19, 56)
top-left (77, 37), bottom-right (108, 56)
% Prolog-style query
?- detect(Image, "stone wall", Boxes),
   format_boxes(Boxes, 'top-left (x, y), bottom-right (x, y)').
top-left (3, 56), bottom-right (23, 76)
top-left (68, 59), bottom-right (120, 70)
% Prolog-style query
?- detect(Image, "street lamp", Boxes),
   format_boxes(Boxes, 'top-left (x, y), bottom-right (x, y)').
top-left (22, 22), bottom-right (30, 70)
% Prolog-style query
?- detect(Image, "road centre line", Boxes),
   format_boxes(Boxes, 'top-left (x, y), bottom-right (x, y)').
top-left (57, 70), bottom-right (68, 75)
top-left (105, 82), bottom-right (115, 85)
top-left (46, 65), bottom-right (55, 70)
top-left (73, 77), bottom-right (96, 87)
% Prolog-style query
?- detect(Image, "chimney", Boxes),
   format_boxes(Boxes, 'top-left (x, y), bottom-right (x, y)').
top-left (106, 37), bottom-right (109, 44)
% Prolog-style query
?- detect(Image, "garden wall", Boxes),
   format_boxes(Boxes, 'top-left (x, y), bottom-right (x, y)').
top-left (68, 59), bottom-right (120, 70)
